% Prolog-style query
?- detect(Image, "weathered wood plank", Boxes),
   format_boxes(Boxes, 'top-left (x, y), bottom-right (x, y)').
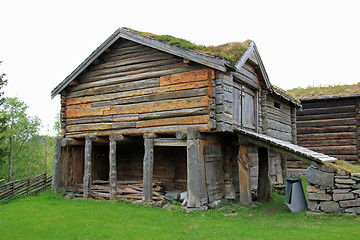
top-left (238, 145), bottom-right (252, 204)
top-left (68, 78), bottom-right (161, 98)
top-left (83, 136), bottom-right (96, 198)
top-left (109, 139), bottom-right (117, 201)
top-left (91, 88), bottom-right (209, 108)
top-left (299, 139), bottom-right (357, 147)
top-left (160, 69), bottom-right (215, 86)
top-left (187, 127), bottom-right (208, 207)
top-left (80, 58), bottom-right (182, 81)
top-left (66, 96), bottom-right (211, 118)
top-left (297, 105), bottom-right (355, 116)
top-left (82, 61), bottom-right (188, 84)
top-left (91, 52), bottom-right (175, 71)
top-left (300, 98), bottom-right (356, 109)
top-left (136, 115), bottom-right (210, 128)
top-left (142, 135), bottom-right (154, 202)
top-left (307, 146), bottom-right (357, 155)
top-left (257, 147), bottom-right (272, 203)
top-left (153, 139), bottom-right (187, 147)
top-left (65, 124), bottom-right (211, 138)
top-left (296, 112), bottom-right (355, 121)
top-left (51, 138), bottom-right (61, 192)
top-left (297, 118), bottom-right (356, 127)
top-left (138, 107), bottom-right (210, 121)
top-left (297, 125), bottom-right (356, 134)
top-left (66, 80), bottom-right (211, 105)
top-left (297, 132), bottom-right (356, 141)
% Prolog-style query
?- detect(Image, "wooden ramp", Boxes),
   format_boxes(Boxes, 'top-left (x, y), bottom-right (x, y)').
top-left (235, 128), bottom-right (337, 164)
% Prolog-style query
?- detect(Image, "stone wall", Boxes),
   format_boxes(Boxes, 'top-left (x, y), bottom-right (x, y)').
top-left (306, 163), bottom-right (360, 215)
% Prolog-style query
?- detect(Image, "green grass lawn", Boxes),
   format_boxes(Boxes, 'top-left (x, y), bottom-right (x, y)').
top-left (0, 191), bottom-right (359, 240)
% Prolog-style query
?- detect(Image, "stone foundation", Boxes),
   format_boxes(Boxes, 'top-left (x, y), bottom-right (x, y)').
top-left (306, 163), bottom-right (360, 215)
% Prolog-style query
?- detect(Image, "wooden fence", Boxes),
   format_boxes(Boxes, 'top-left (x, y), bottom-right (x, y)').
top-left (0, 173), bottom-right (52, 202)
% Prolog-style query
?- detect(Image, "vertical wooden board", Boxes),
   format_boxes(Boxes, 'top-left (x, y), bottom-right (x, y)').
top-left (51, 138), bottom-right (61, 192)
top-left (258, 147), bottom-right (272, 203)
top-left (143, 137), bottom-right (154, 202)
top-left (109, 140), bottom-right (117, 201)
top-left (238, 145), bottom-right (252, 204)
top-left (232, 84), bottom-right (241, 126)
top-left (187, 130), bottom-right (208, 207)
top-left (204, 140), bottom-right (224, 202)
top-left (243, 86), bottom-right (256, 130)
top-left (83, 137), bottom-right (93, 198)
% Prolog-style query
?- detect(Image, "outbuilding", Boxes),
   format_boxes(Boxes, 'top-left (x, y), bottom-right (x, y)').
top-left (51, 28), bottom-right (335, 207)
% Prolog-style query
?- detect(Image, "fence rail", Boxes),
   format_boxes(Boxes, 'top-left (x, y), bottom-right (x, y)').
top-left (0, 173), bottom-right (52, 202)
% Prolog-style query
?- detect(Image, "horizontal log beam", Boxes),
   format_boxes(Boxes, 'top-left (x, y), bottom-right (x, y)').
top-left (65, 96), bottom-right (211, 118)
top-left (153, 139), bottom-right (187, 147)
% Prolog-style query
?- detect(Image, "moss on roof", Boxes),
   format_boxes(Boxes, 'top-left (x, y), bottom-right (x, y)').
top-left (124, 28), bottom-right (252, 65)
top-left (286, 83), bottom-right (360, 99)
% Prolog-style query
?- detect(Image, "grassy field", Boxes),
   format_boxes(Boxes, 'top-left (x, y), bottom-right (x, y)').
top-left (0, 191), bottom-right (359, 240)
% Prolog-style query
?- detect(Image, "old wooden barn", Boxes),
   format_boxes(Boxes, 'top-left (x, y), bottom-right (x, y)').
top-left (51, 28), bottom-right (335, 207)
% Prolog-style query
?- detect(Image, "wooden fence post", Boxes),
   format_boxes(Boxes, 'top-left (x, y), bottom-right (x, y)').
top-left (142, 134), bottom-right (155, 202)
top-left (51, 137), bottom-right (62, 193)
top-left (258, 147), bottom-right (272, 202)
top-left (109, 136), bottom-right (117, 201)
top-left (83, 136), bottom-right (97, 198)
top-left (186, 127), bottom-right (207, 208)
top-left (238, 145), bottom-right (252, 204)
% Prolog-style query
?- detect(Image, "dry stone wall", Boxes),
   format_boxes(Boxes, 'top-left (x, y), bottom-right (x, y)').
top-left (306, 163), bottom-right (360, 215)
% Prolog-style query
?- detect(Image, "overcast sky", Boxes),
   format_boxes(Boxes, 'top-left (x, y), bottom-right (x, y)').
top-left (1, 0), bottom-right (359, 135)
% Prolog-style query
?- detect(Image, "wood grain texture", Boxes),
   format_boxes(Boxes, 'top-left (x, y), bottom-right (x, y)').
top-left (160, 69), bottom-right (215, 86)
top-left (136, 115), bottom-right (210, 128)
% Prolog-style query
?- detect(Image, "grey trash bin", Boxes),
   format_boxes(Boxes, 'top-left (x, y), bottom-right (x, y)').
top-left (284, 177), bottom-right (307, 213)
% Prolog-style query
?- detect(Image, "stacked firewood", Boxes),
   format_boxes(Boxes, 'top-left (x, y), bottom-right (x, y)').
top-left (68, 180), bottom-right (170, 201)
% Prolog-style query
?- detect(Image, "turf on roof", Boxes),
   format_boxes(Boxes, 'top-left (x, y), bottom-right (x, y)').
top-left (286, 83), bottom-right (360, 99)
top-left (124, 28), bottom-right (252, 65)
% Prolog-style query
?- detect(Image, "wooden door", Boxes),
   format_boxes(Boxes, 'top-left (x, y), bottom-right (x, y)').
top-left (242, 86), bottom-right (256, 130)
top-left (204, 141), bottom-right (224, 202)
top-left (233, 82), bottom-right (243, 127)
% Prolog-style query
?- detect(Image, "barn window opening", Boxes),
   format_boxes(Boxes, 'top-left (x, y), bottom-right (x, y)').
top-left (274, 102), bottom-right (281, 109)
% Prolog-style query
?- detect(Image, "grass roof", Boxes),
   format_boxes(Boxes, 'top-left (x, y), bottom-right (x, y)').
top-left (286, 83), bottom-right (360, 99)
top-left (124, 28), bottom-right (252, 65)
top-left (326, 160), bottom-right (360, 174)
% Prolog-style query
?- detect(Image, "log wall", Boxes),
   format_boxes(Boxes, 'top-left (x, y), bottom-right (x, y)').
top-left (61, 39), bottom-right (216, 138)
top-left (297, 96), bottom-right (359, 163)
top-left (264, 94), bottom-right (293, 142)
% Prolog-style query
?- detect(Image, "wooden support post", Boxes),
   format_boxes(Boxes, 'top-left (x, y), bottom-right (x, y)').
top-left (258, 147), bottom-right (272, 202)
top-left (83, 136), bottom-right (97, 198)
top-left (142, 134), bottom-right (155, 202)
top-left (238, 145), bottom-right (252, 204)
top-left (109, 137), bottom-right (117, 201)
top-left (51, 137), bottom-right (62, 193)
top-left (186, 127), bottom-right (207, 208)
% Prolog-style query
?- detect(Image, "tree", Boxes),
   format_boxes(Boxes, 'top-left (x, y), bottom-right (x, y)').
top-left (0, 97), bottom-right (41, 181)
top-left (0, 61), bottom-right (8, 177)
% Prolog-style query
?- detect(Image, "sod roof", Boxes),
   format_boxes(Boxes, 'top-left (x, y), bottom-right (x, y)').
top-left (286, 83), bottom-right (360, 99)
top-left (124, 28), bottom-right (252, 66)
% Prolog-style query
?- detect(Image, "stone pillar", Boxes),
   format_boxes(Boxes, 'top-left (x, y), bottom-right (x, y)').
top-left (142, 134), bottom-right (155, 202)
top-left (109, 137), bottom-right (117, 201)
top-left (51, 137), bottom-right (62, 193)
top-left (83, 136), bottom-right (97, 198)
top-left (257, 147), bottom-right (272, 202)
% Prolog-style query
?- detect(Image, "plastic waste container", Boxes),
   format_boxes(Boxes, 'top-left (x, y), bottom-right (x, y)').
top-left (284, 177), bottom-right (307, 213)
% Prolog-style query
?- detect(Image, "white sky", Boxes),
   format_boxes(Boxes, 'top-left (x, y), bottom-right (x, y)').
top-left (1, 0), bottom-right (359, 135)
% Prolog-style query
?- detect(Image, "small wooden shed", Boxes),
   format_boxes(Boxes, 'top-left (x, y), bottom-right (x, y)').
top-left (51, 28), bottom-right (335, 207)
top-left (297, 93), bottom-right (360, 163)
